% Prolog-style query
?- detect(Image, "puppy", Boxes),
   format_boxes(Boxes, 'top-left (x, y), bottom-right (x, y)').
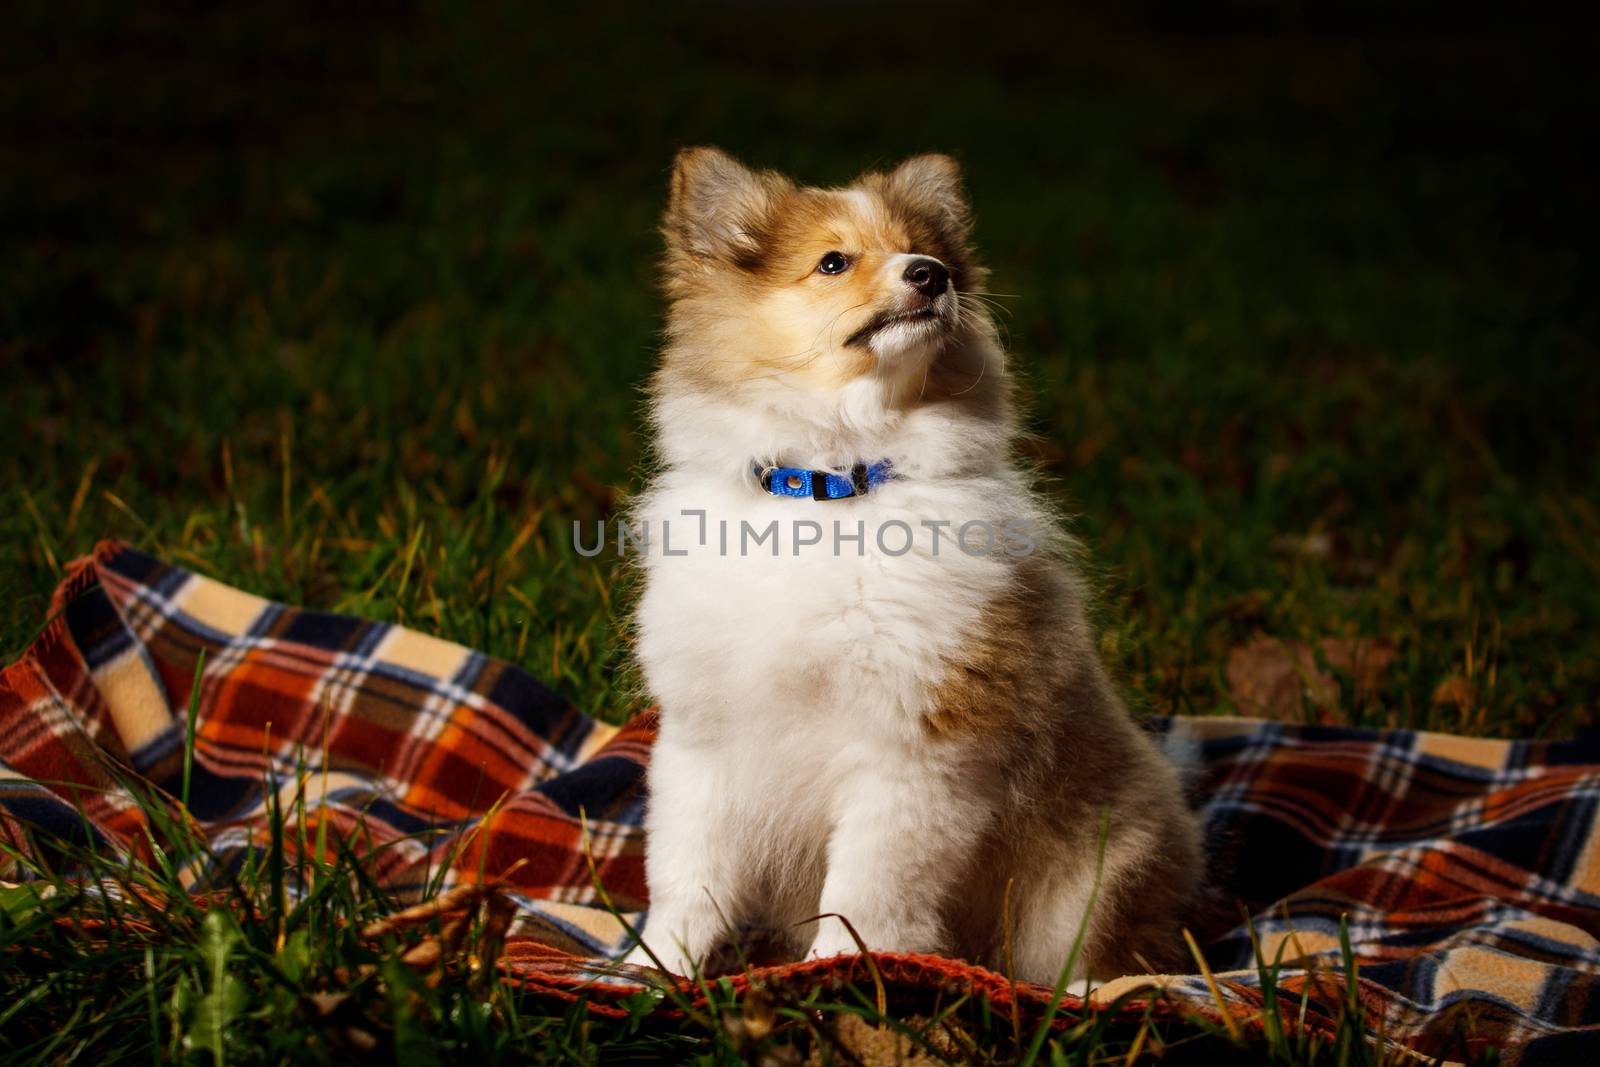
top-left (621, 147), bottom-right (1202, 985)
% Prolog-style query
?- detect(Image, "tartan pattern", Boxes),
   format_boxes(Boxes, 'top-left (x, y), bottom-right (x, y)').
top-left (1, 542), bottom-right (650, 957)
top-left (1133, 719), bottom-right (1600, 1064)
top-left (2, 543), bottom-right (1598, 1061)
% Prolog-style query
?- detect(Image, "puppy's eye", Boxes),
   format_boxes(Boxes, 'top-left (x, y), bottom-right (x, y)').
top-left (817, 251), bottom-right (851, 275)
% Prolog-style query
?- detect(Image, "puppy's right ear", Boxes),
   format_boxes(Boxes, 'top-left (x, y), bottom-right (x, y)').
top-left (664, 147), bottom-right (788, 265)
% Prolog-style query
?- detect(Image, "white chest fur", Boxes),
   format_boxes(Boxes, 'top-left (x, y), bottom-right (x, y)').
top-left (632, 472), bottom-right (1017, 748)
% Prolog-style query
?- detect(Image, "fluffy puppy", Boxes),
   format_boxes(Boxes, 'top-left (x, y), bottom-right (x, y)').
top-left (622, 147), bottom-right (1203, 985)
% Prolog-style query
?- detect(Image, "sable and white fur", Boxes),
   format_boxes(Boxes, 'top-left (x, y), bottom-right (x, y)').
top-left (622, 148), bottom-right (1203, 984)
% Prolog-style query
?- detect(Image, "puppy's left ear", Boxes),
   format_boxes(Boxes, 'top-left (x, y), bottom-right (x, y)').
top-left (887, 154), bottom-right (972, 241)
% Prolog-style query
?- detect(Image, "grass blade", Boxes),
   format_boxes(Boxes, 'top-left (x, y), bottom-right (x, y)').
top-left (180, 649), bottom-right (207, 814)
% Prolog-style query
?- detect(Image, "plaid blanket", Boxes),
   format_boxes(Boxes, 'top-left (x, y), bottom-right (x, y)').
top-left (3, 542), bottom-right (1598, 1062)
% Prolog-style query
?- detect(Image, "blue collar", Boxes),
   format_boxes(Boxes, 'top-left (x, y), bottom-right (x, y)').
top-left (755, 459), bottom-right (894, 501)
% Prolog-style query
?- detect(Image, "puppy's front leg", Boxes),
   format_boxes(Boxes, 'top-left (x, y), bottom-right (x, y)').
top-left (806, 758), bottom-right (987, 960)
top-left (621, 735), bottom-right (747, 975)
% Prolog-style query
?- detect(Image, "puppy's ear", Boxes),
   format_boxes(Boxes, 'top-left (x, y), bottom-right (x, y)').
top-left (664, 147), bottom-right (789, 265)
top-left (887, 154), bottom-right (971, 242)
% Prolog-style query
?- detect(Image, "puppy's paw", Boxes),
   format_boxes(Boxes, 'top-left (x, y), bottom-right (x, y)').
top-left (806, 927), bottom-right (863, 962)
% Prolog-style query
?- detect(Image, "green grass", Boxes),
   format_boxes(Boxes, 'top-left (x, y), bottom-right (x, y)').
top-left (1, 0), bottom-right (1592, 1061)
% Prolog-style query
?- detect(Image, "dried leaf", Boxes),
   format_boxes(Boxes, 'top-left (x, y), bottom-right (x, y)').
top-left (1227, 636), bottom-right (1396, 724)
top-left (806, 1013), bottom-right (944, 1066)
top-left (400, 939), bottom-right (443, 969)
top-left (1432, 676), bottom-right (1475, 708)
top-left (360, 880), bottom-right (485, 938)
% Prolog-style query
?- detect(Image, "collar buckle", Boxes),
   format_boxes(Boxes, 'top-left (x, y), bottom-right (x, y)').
top-left (754, 459), bottom-right (892, 501)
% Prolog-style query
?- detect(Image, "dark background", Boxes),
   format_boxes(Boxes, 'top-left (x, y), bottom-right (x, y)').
top-left (3, 1), bottom-right (1596, 734)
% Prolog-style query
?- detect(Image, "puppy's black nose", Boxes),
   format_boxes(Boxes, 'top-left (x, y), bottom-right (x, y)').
top-left (902, 257), bottom-right (949, 297)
